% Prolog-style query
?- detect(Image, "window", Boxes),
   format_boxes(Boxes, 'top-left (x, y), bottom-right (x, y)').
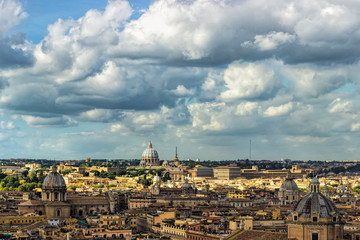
top-left (294, 216), bottom-right (298, 221)
top-left (312, 217), bottom-right (318, 222)
top-left (333, 217), bottom-right (337, 222)
top-left (47, 192), bottom-right (50, 199)
top-left (312, 233), bottom-right (319, 240)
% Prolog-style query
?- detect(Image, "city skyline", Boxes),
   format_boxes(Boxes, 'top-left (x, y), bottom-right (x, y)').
top-left (0, 0), bottom-right (360, 161)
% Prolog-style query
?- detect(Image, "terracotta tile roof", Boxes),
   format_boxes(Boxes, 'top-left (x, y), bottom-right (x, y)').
top-left (226, 230), bottom-right (290, 240)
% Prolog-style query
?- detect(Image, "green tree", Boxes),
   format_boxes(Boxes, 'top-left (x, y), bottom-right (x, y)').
top-left (61, 169), bottom-right (72, 175)
top-left (90, 170), bottom-right (100, 176)
top-left (352, 185), bottom-right (360, 194)
top-left (22, 170), bottom-right (29, 178)
top-left (29, 172), bottom-right (38, 183)
top-left (162, 172), bottom-right (171, 182)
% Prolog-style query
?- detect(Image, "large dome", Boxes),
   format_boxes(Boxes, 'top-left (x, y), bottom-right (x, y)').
top-left (142, 141), bottom-right (159, 159)
top-left (295, 192), bottom-right (337, 218)
top-left (294, 177), bottom-right (338, 219)
top-left (42, 164), bottom-right (66, 189)
top-left (140, 141), bottom-right (160, 166)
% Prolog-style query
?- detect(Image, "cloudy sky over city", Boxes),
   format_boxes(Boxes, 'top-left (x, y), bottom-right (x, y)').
top-left (0, 0), bottom-right (360, 160)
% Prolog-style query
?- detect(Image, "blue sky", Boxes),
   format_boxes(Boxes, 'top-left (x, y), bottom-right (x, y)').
top-left (1, 0), bottom-right (360, 161)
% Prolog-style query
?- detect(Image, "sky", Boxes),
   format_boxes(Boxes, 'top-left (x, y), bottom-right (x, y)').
top-left (1, 0), bottom-right (360, 161)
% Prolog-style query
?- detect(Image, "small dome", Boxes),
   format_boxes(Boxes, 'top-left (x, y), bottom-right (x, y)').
top-left (181, 183), bottom-right (191, 188)
top-left (181, 178), bottom-right (192, 188)
top-left (310, 177), bottom-right (320, 184)
top-left (43, 164), bottom-right (66, 189)
top-left (281, 179), bottom-right (298, 191)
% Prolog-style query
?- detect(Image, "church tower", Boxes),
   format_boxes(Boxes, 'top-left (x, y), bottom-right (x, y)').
top-left (173, 146), bottom-right (180, 166)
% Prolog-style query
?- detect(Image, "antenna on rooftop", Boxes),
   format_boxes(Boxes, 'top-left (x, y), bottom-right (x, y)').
top-left (176, 146), bottom-right (178, 158)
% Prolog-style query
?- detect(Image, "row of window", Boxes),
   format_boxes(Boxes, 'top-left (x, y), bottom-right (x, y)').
top-left (293, 215), bottom-right (337, 222)
top-left (1, 219), bottom-right (41, 224)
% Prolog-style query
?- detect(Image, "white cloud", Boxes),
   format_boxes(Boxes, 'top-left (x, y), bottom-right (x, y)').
top-left (0, 0), bottom-right (27, 36)
top-left (328, 98), bottom-right (353, 113)
top-left (79, 109), bottom-right (124, 122)
top-left (172, 85), bottom-right (195, 96)
top-left (264, 102), bottom-right (293, 117)
top-left (2, 0), bottom-right (360, 160)
top-left (220, 61), bottom-right (282, 101)
top-left (0, 121), bottom-right (15, 129)
top-left (235, 102), bottom-right (260, 116)
top-left (254, 31), bottom-right (296, 51)
top-left (21, 115), bottom-right (77, 127)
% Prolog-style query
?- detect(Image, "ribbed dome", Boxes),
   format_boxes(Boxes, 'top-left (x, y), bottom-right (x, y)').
top-left (310, 177), bottom-right (320, 184)
top-left (181, 183), bottom-right (191, 188)
top-left (294, 177), bottom-right (338, 219)
top-left (42, 165), bottom-right (66, 189)
top-left (280, 179), bottom-right (298, 191)
top-left (295, 192), bottom-right (338, 218)
top-left (181, 178), bottom-right (192, 188)
top-left (142, 141), bottom-right (159, 159)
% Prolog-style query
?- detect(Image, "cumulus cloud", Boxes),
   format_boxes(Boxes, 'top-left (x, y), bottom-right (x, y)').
top-left (253, 32), bottom-right (296, 51)
top-left (220, 61), bottom-right (282, 101)
top-left (172, 85), bottom-right (195, 96)
top-left (1, 0), bottom-right (360, 159)
top-left (21, 115), bottom-right (77, 127)
top-left (264, 102), bottom-right (293, 117)
top-left (328, 98), bottom-right (353, 113)
top-left (79, 109), bottom-right (124, 122)
top-left (0, 0), bottom-right (33, 68)
top-left (0, 0), bottom-right (27, 35)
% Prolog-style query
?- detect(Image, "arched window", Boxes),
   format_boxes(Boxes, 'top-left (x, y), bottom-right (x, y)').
top-left (57, 209), bottom-right (61, 217)
top-left (39, 211), bottom-right (42, 216)
top-left (79, 210), bottom-right (83, 216)
top-left (55, 192), bottom-right (59, 200)
top-left (46, 192), bottom-right (50, 199)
